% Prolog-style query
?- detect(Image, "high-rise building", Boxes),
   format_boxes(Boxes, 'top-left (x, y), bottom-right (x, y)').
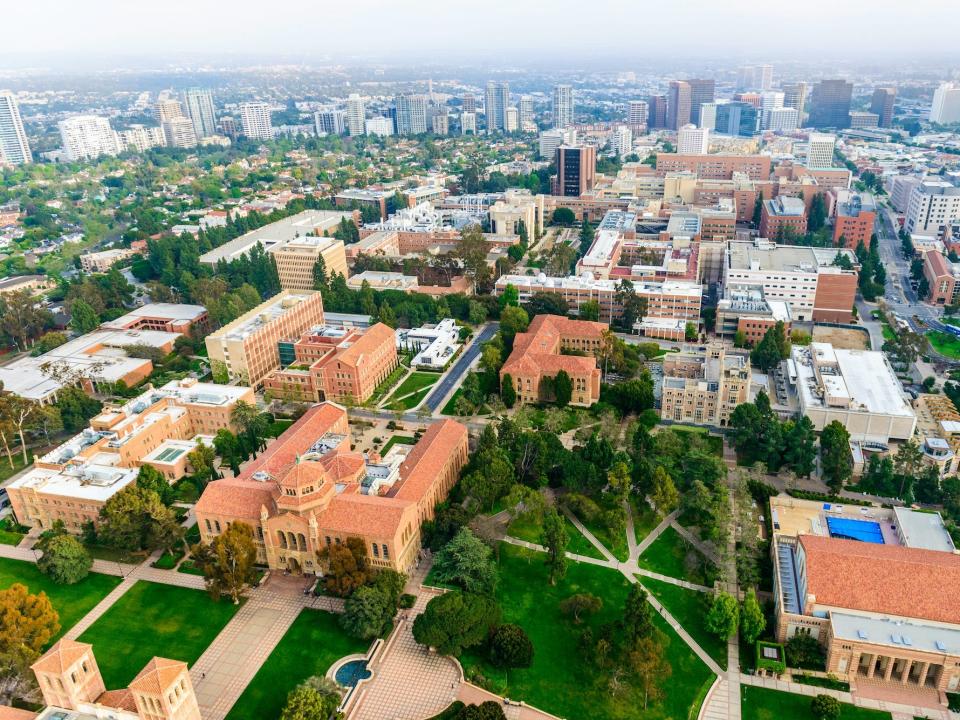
top-left (687, 79), bottom-right (715, 126)
top-left (238, 102), bottom-right (273, 140)
top-left (364, 116), bottom-right (393, 137)
top-left (764, 107), bottom-right (800, 133)
top-left (611, 126), bottom-right (633, 157)
top-left (162, 116), bottom-right (198, 148)
top-left (431, 112), bottom-right (449, 136)
top-left (553, 84), bottom-right (574, 129)
top-left (806, 132), bottom-right (837, 170)
top-left (154, 99), bottom-right (184, 124)
top-left (183, 88), bottom-right (217, 138)
top-left (462, 95), bottom-right (477, 114)
top-left (667, 81), bottom-right (692, 130)
top-left (848, 111), bottom-right (880, 129)
top-left (539, 128), bottom-right (576, 160)
top-left (930, 83), bottom-right (960, 124)
top-left (809, 80), bottom-right (853, 128)
top-left (870, 87), bottom-right (896, 128)
top-left (648, 95), bottom-right (668, 129)
top-left (219, 116), bottom-right (238, 139)
top-left (737, 65), bottom-right (773, 91)
top-left (519, 95), bottom-right (536, 132)
top-left (0, 92), bottom-right (32, 165)
top-left (395, 94), bottom-right (428, 135)
top-left (715, 102), bottom-right (759, 137)
top-left (782, 82), bottom-right (808, 112)
top-left (758, 65), bottom-right (773, 91)
top-left (699, 102), bottom-right (718, 131)
top-left (461, 112), bottom-right (476, 135)
top-left (485, 81), bottom-right (510, 132)
top-left (555, 145), bottom-right (596, 197)
top-left (118, 124), bottom-right (166, 152)
top-left (314, 109), bottom-right (345, 136)
top-left (505, 107), bottom-right (519, 133)
top-left (627, 100), bottom-right (648, 126)
top-left (677, 124), bottom-right (709, 154)
top-left (58, 116), bottom-right (120, 161)
top-left (905, 180), bottom-right (960, 235)
top-left (345, 94), bottom-right (366, 136)
top-left (760, 91), bottom-right (785, 129)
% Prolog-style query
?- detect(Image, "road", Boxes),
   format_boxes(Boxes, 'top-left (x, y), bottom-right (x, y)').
top-left (423, 322), bottom-right (499, 412)
top-left (875, 205), bottom-right (941, 329)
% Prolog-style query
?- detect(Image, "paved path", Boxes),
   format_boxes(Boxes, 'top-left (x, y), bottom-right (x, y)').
top-left (457, 682), bottom-right (563, 720)
top-left (423, 322), bottom-right (498, 413)
top-left (559, 506), bottom-right (617, 563)
top-left (723, 439), bottom-right (743, 720)
top-left (634, 508), bottom-right (677, 557)
top-left (670, 520), bottom-right (721, 565)
top-left (700, 677), bottom-right (730, 720)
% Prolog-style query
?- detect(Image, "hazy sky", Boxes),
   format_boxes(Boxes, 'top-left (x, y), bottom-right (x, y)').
top-left (4, 0), bottom-right (960, 68)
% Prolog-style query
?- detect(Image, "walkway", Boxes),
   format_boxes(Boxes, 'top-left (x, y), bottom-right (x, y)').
top-left (423, 322), bottom-right (498, 413)
top-left (457, 682), bottom-right (563, 720)
top-left (670, 520), bottom-right (721, 565)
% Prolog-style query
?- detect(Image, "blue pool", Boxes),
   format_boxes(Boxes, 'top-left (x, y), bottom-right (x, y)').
top-left (335, 659), bottom-right (371, 687)
top-left (826, 516), bottom-right (884, 544)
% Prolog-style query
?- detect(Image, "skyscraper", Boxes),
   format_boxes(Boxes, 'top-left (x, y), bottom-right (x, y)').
top-left (667, 81), bottom-right (692, 131)
top-left (345, 94), bottom-right (366, 136)
top-left (58, 116), bottom-right (120, 161)
top-left (462, 95), bottom-right (477, 114)
top-left (238, 102), bottom-right (273, 140)
top-left (687, 79), bottom-right (715, 126)
top-left (737, 65), bottom-right (773, 91)
top-left (555, 145), bottom-right (596, 197)
top-left (809, 80), bottom-right (854, 129)
top-left (183, 88), bottom-right (217, 138)
top-left (611, 126), bottom-right (633, 157)
top-left (760, 91), bottom-right (785, 129)
top-left (314, 109), bottom-right (345, 136)
top-left (395, 94), bottom-right (428, 135)
top-left (757, 65), bottom-right (774, 91)
top-left (505, 107), bottom-right (518, 133)
top-left (806, 133), bottom-right (837, 170)
top-left (154, 99), bottom-right (184, 124)
top-left (714, 102), bottom-right (759, 137)
top-left (627, 100), bottom-right (648, 126)
top-left (677, 124), bottom-right (709, 154)
top-left (518, 96), bottom-right (536, 132)
top-left (461, 113), bottom-right (476, 135)
top-left (485, 81), bottom-right (510, 132)
top-left (162, 116), bottom-right (198, 148)
top-left (931, 83), bottom-right (960, 124)
top-left (648, 95), bottom-right (668, 129)
top-left (870, 88), bottom-right (896, 128)
top-left (552, 84), bottom-right (573, 129)
top-left (0, 92), bottom-right (32, 165)
top-left (782, 82), bottom-right (809, 123)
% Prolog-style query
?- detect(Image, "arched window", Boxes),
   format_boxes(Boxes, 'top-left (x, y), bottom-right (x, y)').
top-left (287, 532), bottom-right (297, 551)
top-left (277, 531), bottom-right (288, 549)
top-left (297, 533), bottom-right (307, 551)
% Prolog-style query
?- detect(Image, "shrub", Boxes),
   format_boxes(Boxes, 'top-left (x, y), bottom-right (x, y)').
top-left (487, 623), bottom-right (534, 669)
top-left (399, 593), bottom-right (416, 609)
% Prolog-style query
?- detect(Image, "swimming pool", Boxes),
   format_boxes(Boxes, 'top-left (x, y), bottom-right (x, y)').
top-left (334, 659), bottom-right (371, 687)
top-left (826, 516), bottom-right (884, 544)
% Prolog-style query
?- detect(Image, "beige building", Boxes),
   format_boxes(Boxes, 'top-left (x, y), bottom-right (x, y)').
top-left (205, 291), bottom-right (326, 388)
top-left (0, 274), bottom-right (55, 296)
top-left (489, 189), bottom-right (545, 237)
top-left (660, 345), bottom-right (749, 427)
top-left (272, 235), bottom-right (349, 291)
top-left (80, 248), bottom-right (135, 273)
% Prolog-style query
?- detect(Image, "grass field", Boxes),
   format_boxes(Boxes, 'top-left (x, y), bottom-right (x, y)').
top-left (666, 426), bottom-right (724, 457)
top-left (740, 686), bottom-right (890, 720)
top-left (638, 526), bottom-right (716, 587)
top-left (386, 372), bottom-right (439, 402)
top-left (927, 331), bottom-right (960, 359)
top-left (225, 610), bottom-right (368, 720)
top-left (572, 508), bottom-right (629, 562)
top-left (395, 385), bottom-right (433, 409)
top-left (78, 581), bottom-right (240, 688)
top-left (459, 544), bottom-right (714, 720)
top-left (0, 451), bottom-right (33, 484)
top-left (641, 577), bottom-right (726, 670)
top-left (631, 500), bottom-right (661, 545)
top-left (0, 527), bottom-right (23, 545)
top-left (381, 435), bottom-right (416, 454)
top-left (0, 557), bottom-right (122, 643)
top-left (506, 513), bottom-right (606, 560)
top-left (369, 364), bottom-right (408, 405)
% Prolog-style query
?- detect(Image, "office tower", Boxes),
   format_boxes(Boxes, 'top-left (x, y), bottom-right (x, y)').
top-left (183, 88), bottom-right (217, 138)
top-left (648, 95), bottom-right (668, 129)
top-left (553, 84), bottom-right (573, 129)
top-left (238, 102), bottom-right (273, 140)
top-left (870, 88), bottom-right (896, 128)
top-left (848, 112), bottom-right (879, 128)
top-left (782, 82), bottom-right (808, 111)
top-left (930, 83), bottom-right (960, 124)
top-left (687, 79), bottom-right (715, 126)
top-left (611, 126), bottom-right (633, 157)
top-left (519, 96), bottom-right (535, 132)
top-left (0, 92), bottom-right (32, 165)
top-left (699, 103), bottom-right (718, 131)
top-left (505, 107), bottom-right (518, 133)
top-left (758, 65), bottom-right (773, 91)
top-left (555, 145), bottom-right (596, 197)
top-left (431, 113), bottom-right (449, 136)
top-left (485, 81), bottom-right (510, 132)
top-left (715, 102), bottom-right (759, 137)
top-left (364, 116), bottom-right (393, 137)
top-left (677, 124), bottom-right (709, 154)
top-left (764, 107), bottom-right (800, 132)
top-left (314, 109), bottom-right (345, 136)
top-left (219, 117), bottom-right (238, 139)
top-left (118, 125), bottom-right (166, 152)
top-left (539, 128), bottom-right (575, 160)
top-left (345, 94), bottom-right (366, 136)
top-left (667, 81), bottom-right (692, 130)
top-left (395, 94), bottom-right (428, 135)
top-left (461, 112), bottom-right (476, 135)
top-left (462, 94), bottom-right (477, 113)
top-left (760, 91), bottom-right (785, 129)
top-left (806, 133), bottom-right (836, 169)
top-left (734, 93), bottom-right (762, 108)
top-left (58, 116), bottom-right (120, 161)
top-left (162, 116), bottom-right (197, 148)
top-left (905, 180), bottom-right (960, 234)
top-left (627, 100), bottom-right (648, 126)
top-left (154, 99), bottom-right (184, 124)
top-left (809, 80), bottom-right (853, 128)
top-left (737, 65), bottom-right (773, 91)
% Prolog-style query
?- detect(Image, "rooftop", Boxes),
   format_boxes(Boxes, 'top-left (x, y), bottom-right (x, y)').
top-left (893, 506), bottom-right (956, 553)
top-left (207, 292), bottom-right (317, 342)
top-left (198, 210), bottom-right (353, 264)
top-left (727, 239), bottom-right (856, 274)
top-left (101, 303), bottom-right (207, 328)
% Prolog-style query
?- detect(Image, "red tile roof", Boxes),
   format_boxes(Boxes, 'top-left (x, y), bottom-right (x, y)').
top-left (799, 534), bottom-right (960, 624)
top-left (501, 314), bottom-right (604, 379)
top-left (195, 478), bottom-right (277, 520)
top-left (239, 403), bottom-right (347, 481)
top-left (316, 493), bottom-right (412, 538)
top-left (97, 688), bottom-right (138, 712)
top-left (31, 639), bottom-right (91, 674)
top-left (0, 707), bottom-right (37, 720)
top-left (391, 420), bottom-right (468, 503)
top-left (128, 657), bottom-right (188, 695)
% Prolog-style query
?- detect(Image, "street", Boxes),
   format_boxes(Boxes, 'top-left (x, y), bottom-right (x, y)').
top-left (423, 322), bottom-right (499, 412)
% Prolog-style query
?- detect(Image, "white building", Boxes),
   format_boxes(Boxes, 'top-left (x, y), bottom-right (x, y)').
top-left (930, 82), bottom-right (960, 124)
top-left (238, 102), bottom-right (273, 140)
top-left (888, 175), bottom-right (923, 214)
top-left (539, 127), bottom-right (576, 160)
top-left (485, 81), bottom-right (510, 132)
top-left (314, 108), bottom-right (345, 136)
top-left (154, 99), bottom-right (184, 124)
top-left (611, 126), bottom-right (633, 157)
top-left (395, 94), bottom-right (428, 135)
top-left (760, 91), bottom-right (785, 129)
top-left (0, 91), bottom-right (32, 165)
top-left (460, 112), bottom-right (476, 135)
top-left (553, 84), bottom-right (574, 129)
top-left (117, 125), bottom-right (166, 153)
top-left (806, 132), bottom-right (836, 170)
top-left (677, 124), bottom-right (709, 155)
top-left (396, 319), bottom-right (460, 369)
top-left (699, 102), bottom-right (719, 131)
top-left (765, 107), bottom-right (800, 132)
top-left (365, 116), bottom-right (393, 138)
top-left (183, 88), bottom-right (217, 138)
top-left (505, 107), bottom-right (518, 133)
top-left (628, 100), bottom-right (648, 126)
top-left (518, 96), bottom-right (536, 132)
top-left (431, 113), bottom-right (449, 136)
top-left (905, 180), bottom-right (960, 235)
top-left (345, 94), bottom-right (366, 136)
top-left (162, 116), bottom-right (197, 148)
top-left (58, 116), bottom-right (120, 162)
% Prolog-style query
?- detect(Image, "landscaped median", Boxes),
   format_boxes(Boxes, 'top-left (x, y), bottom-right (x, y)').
top-left (740, 685), bottom-right (891, 720)
top-left (384, 371), bottom-right (440, 410)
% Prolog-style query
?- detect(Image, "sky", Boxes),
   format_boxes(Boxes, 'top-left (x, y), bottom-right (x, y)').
top-left (3, 0), bottom-right (960, 69)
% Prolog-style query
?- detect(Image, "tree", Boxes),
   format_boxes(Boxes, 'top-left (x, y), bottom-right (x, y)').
top-left (194, 521), bottom-right (258, 604)
top-left (501, 373), bottom-right (516, 408)
top-left (498, 284), bottom-right (519, 310)
top-left (311, 255), bottom-right (328, 291)
top-left (706, 592), bottom-right (740, 640)
top-left (0, 583), bottom-right (60, 704)
top-left (0, 290), bottom-right (53, 351)
top-left (488, 623), bottom-right (534, 668)
top-left (499, 306), bottom-right (529, 342)
top-left (623, 584), bottom-right (654, 644)
top-left (456, 225), bottom-right (494, 290)
top-left (37, 535), bottom-right (91, 585)
top-left (187, 439), bottom-right (218, 486)
top-left (98, 485), bottom-right (182, 552)
top-left (808, 194), bottom-right (827, 233)
top-left (70, 298), bottom-right (100, 334)
top-left (752, 194), bottom-right (764, 227)
top-left (650, 466), bottom-right (679, 516)
top-left (542, 508), bottom-right (568, 585)
top-left (341, 585), bottom-right (394, 640)
top-left (614, 279), bottom-right (647, 330)
top-left (786, 632), bottom-right (825, 669)
top-left (628, 635), bottom-right (671, 709)
top-left (553, 370), bottom-right (572, 407)
top-left (739, 588), bottom-right (766, 644)
top-left (750, 322), bottom-right (790, 372)
top-left (560, 593), bottom-right (603, 623)
top-left (412, 591), bottom-right (501, 656)
top-left (552, 207), bottom-right (575, 226)
top-left (820, 421), bottom-right (853, 494)
top-left (318, 537), bottom-right (371, 597)
top-left (230, 400), bottom-right (268, 457)
top-left (811, 695), bottom-right (841, 720)
top-left (783, 416), bottom-right (817, 477)
top-left (280, 678), bottom-right (341, 720)
top-left (432, 528), bottom-right (498, 595)
top-left (455, 702), bottom-right (508, 720)
top-left (136, 464), bottom-right (175, 506)
top-left (55, 386), bottom-right (102, 433)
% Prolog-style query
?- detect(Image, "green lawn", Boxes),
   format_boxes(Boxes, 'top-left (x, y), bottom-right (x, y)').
top-left (386, 372), bottom-right (438, 404)
top-left (506, 513), bottom-right (605, 560)
top-left (927, 331), bottom-right (960, 359)
top-left (668, 427), bottom-right (724, 457)
top-left (441, 388), bottom-right (465, 415)
top-left (641, 577), bottom-right (727, 670)
top-left (631, 500), bottom-right (660, 545)
top-left (0, 451), bottom-right (33, 483)
top-left (225, 610), bottom-right (369, 720)
top-left (396, 385), bottom-right (433, 410)
top-left (741, 686), bottom-right (890, 720)
top-left (368, 364), bottom-right (408, 405)
top-left (459, 544), bottom-right (714, 720)
top-left (638, 526), bottom-right (716, 587)
top-left (381, 435), bottom-right (416, 454)
top-left (0, 528), bottom-right (23, 545)
top-left (881, 323), bottom-right (896, 342)
top-left (0, 557), bottom-right (121, 643)
top-left (567, 506), bottom-right (629, 562)
top-left (265, 418), bottom-right (293, 438)
top-left (78, 581), bottom-right (240, 688)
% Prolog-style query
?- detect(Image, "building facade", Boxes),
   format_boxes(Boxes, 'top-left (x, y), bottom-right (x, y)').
top-left (809, 80), bottom-right (854, 129)
top-left (660, 345), bottom-right (749, 427)
top-left (238, 102), bottom-right (273, 140)
top-left (553, 84), bottom-right (573, 129)
top-left (183, 88), bottom-right (217, 138)
top-left (0, 92), bottom-right (32, 165)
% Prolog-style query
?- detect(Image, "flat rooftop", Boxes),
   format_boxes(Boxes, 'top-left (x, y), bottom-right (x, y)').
top-left (207, 292), bottom-right (316, 342)
top-left (9, 463), bottom-right (138, 503)
top-left (728, 239), bottom-right (856, 273)
top-left (102, 303), bottom-right (206, 327)
top-left (496, 273), bottom-right (702, 298)
top-left (831, 612), bottom-right (960, 656)
top-left (198, 210), bottom-right (352, 264)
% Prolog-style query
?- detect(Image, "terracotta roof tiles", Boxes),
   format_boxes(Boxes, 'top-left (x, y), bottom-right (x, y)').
top-left (97, 688), bottom-right (138, 712)
top-left (392, 420), bottom-right (468, 503)
top-left (128, 657), bottom-right (188, 695)
top-left (31, 639), bottom-right (91, 675)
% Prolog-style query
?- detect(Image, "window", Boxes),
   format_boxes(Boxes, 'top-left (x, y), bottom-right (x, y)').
top-left (372, 544), bottom-right (379, 558)
top-left (382, 544), bottom-right (389, 559)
